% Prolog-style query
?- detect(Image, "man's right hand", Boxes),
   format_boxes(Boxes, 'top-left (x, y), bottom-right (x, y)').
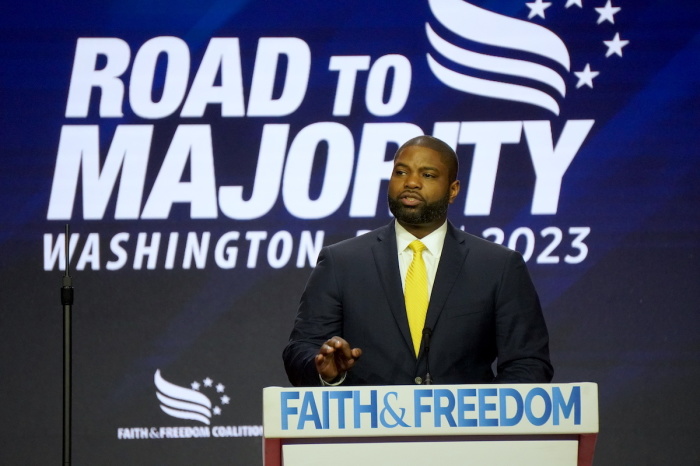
top-left (315, 336), bottom-right (362, 383)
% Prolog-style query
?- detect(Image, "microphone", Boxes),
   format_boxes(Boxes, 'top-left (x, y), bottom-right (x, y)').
top-left (422, 327), bottom-right (433, 385)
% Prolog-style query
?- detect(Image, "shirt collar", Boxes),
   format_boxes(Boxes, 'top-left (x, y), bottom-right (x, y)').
top-left (395, 220), bottom-right (448, 256)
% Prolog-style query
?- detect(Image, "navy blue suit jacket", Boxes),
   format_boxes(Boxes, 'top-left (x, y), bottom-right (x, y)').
top-left (283, 221), bottom-right (552, 386)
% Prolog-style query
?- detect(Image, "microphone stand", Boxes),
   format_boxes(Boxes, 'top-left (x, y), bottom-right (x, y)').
top-left (61, 224), bottom-right (73, 466)
top-left (422, 327), bottom-right (433, 385)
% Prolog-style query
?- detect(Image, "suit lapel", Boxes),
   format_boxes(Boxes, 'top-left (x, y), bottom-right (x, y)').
top-left (425, 223), bottom-right (470, 332)
top-left (372, 222), bottom-right (415, 355)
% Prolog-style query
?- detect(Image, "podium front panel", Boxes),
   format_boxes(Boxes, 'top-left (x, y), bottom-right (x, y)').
top-left (263, 383), bottom-right (598, 466)
top-left (282, 439), bottom-right (578, 466)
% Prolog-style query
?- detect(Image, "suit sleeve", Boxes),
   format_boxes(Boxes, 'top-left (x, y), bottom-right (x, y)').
top-left (493, 251), bottom-right (553, 383)
top-left (282, 247), bottom-right (344, 386)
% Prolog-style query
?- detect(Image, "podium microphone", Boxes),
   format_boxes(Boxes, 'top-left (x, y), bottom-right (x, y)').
top-left (422, 327), bottom-right (433, 385)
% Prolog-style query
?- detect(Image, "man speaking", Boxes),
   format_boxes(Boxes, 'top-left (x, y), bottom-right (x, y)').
top-left (283, 135), bottom-right (552, 386)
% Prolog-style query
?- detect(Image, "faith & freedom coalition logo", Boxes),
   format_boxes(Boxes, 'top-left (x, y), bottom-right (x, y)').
top-left (117, 370), bottom-right (262, 440)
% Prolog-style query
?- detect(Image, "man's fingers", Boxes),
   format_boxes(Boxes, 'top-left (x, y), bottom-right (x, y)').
top-left (319, 342), bottom-right (335, 355)
top-left (316, 352), bottom-right (330, 363)
top-left (315, 352), bottom-right (335, 371)
top-left (339, 345), bottom-right (354, 360)
top-left (336, 357), bottom-right (353, 371)
top-left (316, 337), bottom-right (361, 379)
top-left (321, 338), bottom-right (362, 363)
top-left (326, 336), bottom-right (355, 360)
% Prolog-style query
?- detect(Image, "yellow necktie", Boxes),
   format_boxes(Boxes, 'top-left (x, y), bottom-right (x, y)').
top-left (405, 240), bottom-right (428, 356)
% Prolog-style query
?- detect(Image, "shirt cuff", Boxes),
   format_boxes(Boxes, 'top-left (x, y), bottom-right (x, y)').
top-left (319, 372), bottom-right (347, 386)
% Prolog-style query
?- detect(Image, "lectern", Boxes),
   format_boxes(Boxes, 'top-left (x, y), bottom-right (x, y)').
top-left (263, 383), bottom-right (597, 466)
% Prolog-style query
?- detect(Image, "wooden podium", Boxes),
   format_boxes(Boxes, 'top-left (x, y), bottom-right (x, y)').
top-left (263, 383), bottom-right (598, 466)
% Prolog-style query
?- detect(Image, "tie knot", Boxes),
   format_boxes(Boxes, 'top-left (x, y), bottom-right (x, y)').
top-left (408, 240), bottom-right (426, 254)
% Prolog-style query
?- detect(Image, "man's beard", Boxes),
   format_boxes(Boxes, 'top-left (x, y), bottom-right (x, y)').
top-left (388, 192), bottom-right (450, 226)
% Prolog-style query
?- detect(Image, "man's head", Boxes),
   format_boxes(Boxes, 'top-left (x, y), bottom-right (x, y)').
top-left (388, 136), bottom-right (460, 238)
top-left (395, 136), bottom-right (459, 182)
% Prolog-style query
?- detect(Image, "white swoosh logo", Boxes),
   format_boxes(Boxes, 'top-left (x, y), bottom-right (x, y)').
top-left (426, 0), bottom-right (571, 114)
top-left (155, 369), bottom-right (212, 425)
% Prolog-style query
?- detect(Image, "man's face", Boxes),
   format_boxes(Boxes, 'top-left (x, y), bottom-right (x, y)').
top-left (387, 145), bottom-right (460, 235)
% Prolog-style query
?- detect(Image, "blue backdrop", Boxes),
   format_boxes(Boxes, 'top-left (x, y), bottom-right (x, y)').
top-left (2, 0), bottom-right (699, 464)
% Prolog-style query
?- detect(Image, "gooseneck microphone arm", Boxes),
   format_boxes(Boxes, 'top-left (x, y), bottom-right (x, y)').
top-left (61, 224), bottom-right (73, 466)
top-left (422, 327), bottom-right (433, 385)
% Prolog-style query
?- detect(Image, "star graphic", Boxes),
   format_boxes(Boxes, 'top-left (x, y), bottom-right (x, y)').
top-left (191, 381), bottom-right (201, 390)
top-left (604, 32), bottom-right (629, 57)
top-left (526, 0), bottom-right (552, 19)
top-left (216, 383), bottom-right (225, 393)
top-left (213, 406), bottom-right (222, 415)
top-left (220, 395), bottom-right (231, 405)
top-left (565, 0), bottom-right (582, 7)
top-left (595, 0), bottom-right (621, 25)
top-left (203, 377), bottom-right (213, 387)
top-left (574, 64), bottom-right (600, 89)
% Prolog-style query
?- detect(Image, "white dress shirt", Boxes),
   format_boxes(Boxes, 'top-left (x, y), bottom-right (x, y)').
top-left (395, 220), bottom-right (448, 300)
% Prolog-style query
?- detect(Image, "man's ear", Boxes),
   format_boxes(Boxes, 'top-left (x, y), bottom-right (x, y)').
top-left (448, 180), bottom-right (460, 203)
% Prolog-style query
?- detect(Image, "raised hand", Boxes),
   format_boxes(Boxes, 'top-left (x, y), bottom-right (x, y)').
top-left (315, 336), bottom-right (362, 383)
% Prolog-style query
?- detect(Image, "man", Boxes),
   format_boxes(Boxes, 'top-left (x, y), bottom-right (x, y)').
top-left (283, 135), bottom-right (552, 386)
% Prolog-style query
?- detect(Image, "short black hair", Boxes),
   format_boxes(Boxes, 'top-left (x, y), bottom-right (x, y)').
top-left (394, 135), bottom-right (459, 182)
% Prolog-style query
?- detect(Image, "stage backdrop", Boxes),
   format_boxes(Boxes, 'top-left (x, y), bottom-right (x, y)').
top-left (2, 0), bottom-right (699, 464)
